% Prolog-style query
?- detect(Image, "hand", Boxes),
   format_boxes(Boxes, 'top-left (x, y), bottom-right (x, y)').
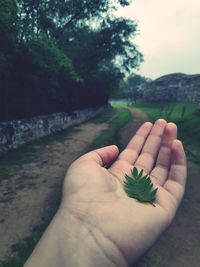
top-left (60, 119), bottom-right (187, 265)
top-left (25, 119), bottom-right (187, 267)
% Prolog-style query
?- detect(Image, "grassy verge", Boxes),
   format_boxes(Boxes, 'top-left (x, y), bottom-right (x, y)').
top-left (89, 107), bottom-right (132, 151)
top-left (0, 166), bottom-right (10, 182)
top-left (131, 101), bottom-right (200, 163)
top-left (90, 106), bottom-right (115, 124)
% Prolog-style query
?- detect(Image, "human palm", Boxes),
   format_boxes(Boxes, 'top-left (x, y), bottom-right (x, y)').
top-left (61, 119), bottom-right (187, 266)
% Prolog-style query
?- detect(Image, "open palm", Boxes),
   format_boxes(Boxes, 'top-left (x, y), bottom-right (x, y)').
top-left (61, 119), bottom-right (187, 266)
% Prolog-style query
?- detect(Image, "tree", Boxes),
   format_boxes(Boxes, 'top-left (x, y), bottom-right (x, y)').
top-left (17, 0), bottom-right (132, 43)
top-left (125, 74), bottom-right (149, 103)
top-left (0, 0), bottom-right (18, 120)
top-left (0, 0), bottom-right (143, 121)
top-left (65, 19), bottom-right (142, 101)
top-left (13, 35), bottom-right (82, 118)
top-left (0, 0), bottom-right (18, 54)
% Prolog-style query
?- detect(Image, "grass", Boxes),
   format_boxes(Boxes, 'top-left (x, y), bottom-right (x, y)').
top-left (109, 99), bottom-right (128, 108)
top-left (132, 102), bottom-right (196, 121)
top-left (90, 106), bottom-right (115, 124)
top-left (0, 166), bottom-right (10, 181)
top-left (0, 145), bottom-right (38, 168)
top-left (131, 101), bottom-right (200, 163)
top-left (89, 107), bottom-right (132, 151)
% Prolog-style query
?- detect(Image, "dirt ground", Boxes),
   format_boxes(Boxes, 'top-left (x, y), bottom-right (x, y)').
top-left (1, 108), bottom-right (200, 266)
top-left (0, 122), bottom-right (108, 259)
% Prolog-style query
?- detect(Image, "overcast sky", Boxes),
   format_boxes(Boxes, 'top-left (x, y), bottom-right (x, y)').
top-left (116, 0), bottom-right (200, 79)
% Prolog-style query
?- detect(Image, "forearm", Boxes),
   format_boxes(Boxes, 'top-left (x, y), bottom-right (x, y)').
top-left (24, 208), bottom-right (126, 267)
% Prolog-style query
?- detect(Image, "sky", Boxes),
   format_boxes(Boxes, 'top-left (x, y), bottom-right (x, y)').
top-left (116, 0), bottom-right (200, 79)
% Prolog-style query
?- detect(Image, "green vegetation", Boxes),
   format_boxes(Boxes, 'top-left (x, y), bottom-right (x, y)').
top-left (132, 102), bottom-right (196, 121)
top-left (131, 102), bottom-right (200, 163)
top-left (0, 0), bottom-right (142, 121)
top-left (90, 107), bottom-right (132, 151)
top-left (110, 99), bottom-right (129, 108)
top-left (0, 166), bottom-right (10, 181)
top-left (90, 107), bottom-right (116, 124)
top-left (0, 145), bottom-right (37, 167)
top-left (124, 167), bottom-right (157, 206)
top-left (111, 74), bottom-right (151, 100)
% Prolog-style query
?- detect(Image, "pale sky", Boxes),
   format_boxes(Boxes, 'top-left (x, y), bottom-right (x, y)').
top-left (116, 0), bottom-right (200, 79)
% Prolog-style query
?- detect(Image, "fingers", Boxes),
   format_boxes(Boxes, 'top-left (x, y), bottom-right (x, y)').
top-left (134, 119), bottom-right (167, 173)
top-left (108, 122), bottom-right (153, 180)
top-left (78, 145), bottom-right (119, 166)
top-left (163, 140), bottom-right (187, 207)
top-left (150, 123), bottom-right (177, 185)
top-left (116, 122), bottom-right (153, 164)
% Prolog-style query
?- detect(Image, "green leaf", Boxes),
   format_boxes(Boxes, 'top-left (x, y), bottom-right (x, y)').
top-left (123, 167), bottom-right (158, 206)
top-left (132, 167), bottom-right (138, 178)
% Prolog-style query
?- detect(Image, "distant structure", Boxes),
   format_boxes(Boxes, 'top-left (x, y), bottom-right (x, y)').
top-left (144, 73), bottom-right (200, 102)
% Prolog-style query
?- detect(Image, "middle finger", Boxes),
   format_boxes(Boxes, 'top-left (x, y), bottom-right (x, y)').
top-left (134, 119), bottom-right (167, 174)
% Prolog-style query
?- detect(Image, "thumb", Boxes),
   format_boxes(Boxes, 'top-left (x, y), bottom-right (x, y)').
top-left (78, 145), bottom-right (119, 166)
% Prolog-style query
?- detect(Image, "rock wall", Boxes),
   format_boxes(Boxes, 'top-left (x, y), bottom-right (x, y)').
top-left (144, 73), bottom-right (200, 102)
top-left (0, 106), bottom-right (106, 152)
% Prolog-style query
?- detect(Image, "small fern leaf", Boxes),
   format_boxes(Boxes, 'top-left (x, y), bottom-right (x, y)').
top-left (124, 167), bottom-right (158, 206)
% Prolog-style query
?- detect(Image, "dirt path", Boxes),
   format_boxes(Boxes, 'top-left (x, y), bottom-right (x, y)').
top-left (119, 108), bottom-right (200, 267)
top-left (120, 108), bottom-right (148, 147)
top-left (0, 122), bottom-right (108, 260)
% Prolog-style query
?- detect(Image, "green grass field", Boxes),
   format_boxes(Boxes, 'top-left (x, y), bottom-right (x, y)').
top-left (135, 102), bottom-right (200, 162)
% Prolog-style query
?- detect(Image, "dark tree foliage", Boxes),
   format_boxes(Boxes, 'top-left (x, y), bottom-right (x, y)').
top-left (0, 0), bottom-right (142, 121)
top-left (0, 0), bottom-right (18, 120)
top-left (125, 74), bottom-right (149, 102)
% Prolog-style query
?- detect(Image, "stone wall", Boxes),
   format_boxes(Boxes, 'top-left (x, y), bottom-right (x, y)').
top-left (144, 73), bottom-right (200, 102)
top-left (0, 106), bottom-right (106, 152)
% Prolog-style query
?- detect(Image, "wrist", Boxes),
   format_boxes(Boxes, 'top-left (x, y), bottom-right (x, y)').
top-left (24, 206), bottom-right (127, 267)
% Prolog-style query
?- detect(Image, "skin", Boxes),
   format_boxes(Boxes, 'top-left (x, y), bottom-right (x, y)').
top-left (24, 119), bottom-right (187, 267)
